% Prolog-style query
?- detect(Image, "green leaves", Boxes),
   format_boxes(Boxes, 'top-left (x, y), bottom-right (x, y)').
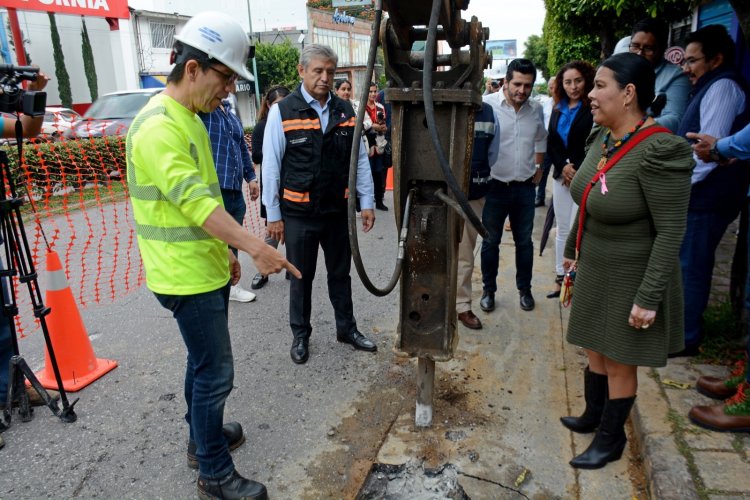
top-left (542, 0), bottom-right (696, 76)
top-left (524, 34), bottom-right (549, 80)
top-left (254, 40), bottom-right (301, 94)
top-left (81, 19), bottom-right (98, 102)
top-left (49, 13), bottom-right (72, 109)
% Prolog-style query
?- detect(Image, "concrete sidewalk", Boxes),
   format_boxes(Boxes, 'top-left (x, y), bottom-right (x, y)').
top-left (368, 203), bottom-right (749, 499)
top-left (633, 220), bottom-right (750, 500)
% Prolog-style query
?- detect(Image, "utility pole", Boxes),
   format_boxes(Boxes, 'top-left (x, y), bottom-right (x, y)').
top-left (246, 0), bottom-right (261, 107)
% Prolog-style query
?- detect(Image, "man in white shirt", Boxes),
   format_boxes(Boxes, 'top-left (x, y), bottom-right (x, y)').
top-left (480, 59), bottom-right (547, 313)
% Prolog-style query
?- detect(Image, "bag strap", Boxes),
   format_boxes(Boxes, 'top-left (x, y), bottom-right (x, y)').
top-left (575, 125), bottom-right (670, 257)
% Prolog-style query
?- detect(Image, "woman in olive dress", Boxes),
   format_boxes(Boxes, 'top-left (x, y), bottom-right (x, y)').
top-left (561, 53), bottom-right (694, 469)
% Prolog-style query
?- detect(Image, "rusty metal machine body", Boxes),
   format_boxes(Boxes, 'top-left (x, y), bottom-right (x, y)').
top-left (347, 0), bottom-right (489, 426)
top-left (383, 0), bottom-right (488, 362)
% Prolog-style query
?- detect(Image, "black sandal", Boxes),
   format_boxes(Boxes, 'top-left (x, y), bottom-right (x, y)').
top-left (251, 272), bottom-right (268, 290)
top-left (546, 275), bottom-right (564, 299)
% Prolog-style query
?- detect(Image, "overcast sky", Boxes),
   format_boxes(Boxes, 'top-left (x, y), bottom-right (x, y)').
top-left (249, 0), bottom-right (547, 53)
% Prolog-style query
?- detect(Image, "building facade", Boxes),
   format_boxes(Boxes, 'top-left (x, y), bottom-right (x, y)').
top-left (307, 6), bottom-right (374, 102)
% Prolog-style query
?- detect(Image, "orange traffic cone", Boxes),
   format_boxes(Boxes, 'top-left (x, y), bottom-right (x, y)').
top-left (35, 250), bottom-right (117, 391)
top-left (385, 168), bottom-right (394, 191)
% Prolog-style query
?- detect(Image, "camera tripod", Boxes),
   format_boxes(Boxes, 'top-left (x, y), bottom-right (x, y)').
top-left (0, 146), bottom-right (77, 431)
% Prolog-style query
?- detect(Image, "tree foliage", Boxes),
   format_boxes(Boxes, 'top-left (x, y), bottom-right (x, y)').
top-left (48, 13), bottom-right (72, 108)
top-left (539, 0), bottom-right (704, 79)
top-left (544, 0), bottom-right (695, 61)
top-left (524, 34), bottom-right (549, 80)
top-left (543, 13), bottom-right (600, 78)
top-left (254, 40), bottom-right (301, 93)
top-left (81, 18), bottom-right (98, 102)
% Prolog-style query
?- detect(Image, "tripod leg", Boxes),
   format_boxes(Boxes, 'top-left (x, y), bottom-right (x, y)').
top-left (3, 354), bottom-right (32, 427)
top-left (14, 355), bottom-right (77, 423)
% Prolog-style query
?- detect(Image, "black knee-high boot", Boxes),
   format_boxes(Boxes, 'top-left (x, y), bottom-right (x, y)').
top-left (561, 366), bottom-right (608, 433)
top-left (569, 396), bottom-right (636, 469)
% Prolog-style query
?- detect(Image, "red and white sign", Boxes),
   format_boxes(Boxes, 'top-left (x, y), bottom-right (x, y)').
top-left (1, 0), bottom-right (130, 19)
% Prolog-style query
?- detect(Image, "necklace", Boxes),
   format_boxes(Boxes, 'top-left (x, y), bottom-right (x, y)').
top-left (597, 115), bottom-right (648, 170)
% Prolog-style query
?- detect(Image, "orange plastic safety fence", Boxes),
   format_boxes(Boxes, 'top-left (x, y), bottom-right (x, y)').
top-left (1, 130), bottom-right (264, 339)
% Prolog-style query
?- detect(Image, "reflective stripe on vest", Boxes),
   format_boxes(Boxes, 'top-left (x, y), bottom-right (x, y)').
top-left (337, 118), bottom-right (356, 127)
top-left (283, 189), bottom-right (311, 203)
top-left (282, 118), bottom-right (321, 132)
top-left (136, 223), bottom-right (213, 242)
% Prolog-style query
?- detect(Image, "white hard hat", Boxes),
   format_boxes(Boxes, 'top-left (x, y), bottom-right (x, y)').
top-left (174, 11), bottom-right (255, 82)
top-left (614, 36), bottom-right (631, 55)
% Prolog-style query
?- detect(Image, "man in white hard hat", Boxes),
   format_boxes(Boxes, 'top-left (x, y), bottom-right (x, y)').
top-left (126, 11), bottom-right (299, 500)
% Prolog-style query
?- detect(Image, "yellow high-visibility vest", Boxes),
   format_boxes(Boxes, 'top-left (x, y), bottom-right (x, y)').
top-left (127, 94), bottom-right (228, 295)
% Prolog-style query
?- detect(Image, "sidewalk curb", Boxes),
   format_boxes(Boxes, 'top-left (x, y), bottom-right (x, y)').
top-left (631, 367), bottom-right (700, 499)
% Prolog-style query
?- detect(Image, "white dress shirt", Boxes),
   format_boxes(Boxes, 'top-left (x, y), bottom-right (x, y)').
top-left (483, 90), bottom-right (547, 182)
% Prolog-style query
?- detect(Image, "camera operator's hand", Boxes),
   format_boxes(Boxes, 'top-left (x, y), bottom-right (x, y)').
top-left (27, 70), bottom-right (50, 92)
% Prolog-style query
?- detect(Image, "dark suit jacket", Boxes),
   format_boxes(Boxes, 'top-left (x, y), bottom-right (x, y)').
top-left (547, 102), bottom-right (593, 179)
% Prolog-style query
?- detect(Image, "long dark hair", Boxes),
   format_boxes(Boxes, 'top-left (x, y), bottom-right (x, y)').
top-left (554, 60), bottom-right (595, 107)
top-left (600, 53), bottom-right (657, 115)
top-left (335, 79), bottom-right (351, 91)
top-left (257, 85), bottom-right (290, 122)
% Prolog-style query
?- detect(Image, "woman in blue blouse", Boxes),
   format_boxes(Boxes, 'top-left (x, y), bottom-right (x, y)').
top-left (546, 61), bottom-right (596, 298)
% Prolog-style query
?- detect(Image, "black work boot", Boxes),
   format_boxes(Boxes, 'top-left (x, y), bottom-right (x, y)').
top-left (569, 396), bottom-right (636, 469)
top-left (187, 422), bottom-right (246, 469)
top-left (560, 366), bottom-right (608, 433)
top-left (197, 470), bottom-right (268, 500)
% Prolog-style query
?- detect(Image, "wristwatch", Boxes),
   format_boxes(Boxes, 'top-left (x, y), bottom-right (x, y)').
top-left (709, 143), bottom-right (726, 163)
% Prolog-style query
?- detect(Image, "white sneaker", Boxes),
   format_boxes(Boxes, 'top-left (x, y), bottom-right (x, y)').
top-left (229, 285), bottom-right (256, 303)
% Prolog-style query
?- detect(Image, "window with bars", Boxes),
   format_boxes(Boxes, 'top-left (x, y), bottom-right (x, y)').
top-left (313, 27), bottom-right (351, 65)
top-left (150, 22), bottom-right (176, 49)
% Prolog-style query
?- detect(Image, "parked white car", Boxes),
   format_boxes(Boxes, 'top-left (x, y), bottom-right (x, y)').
top-left (41, 107), bottom-right (81, 140)
top-left (65, 88), bottom-right (161, 139)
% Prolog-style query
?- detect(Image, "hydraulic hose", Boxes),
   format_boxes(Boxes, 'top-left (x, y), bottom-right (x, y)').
top-left (347, 0), bottom-right (405, 297)
top-left (422, 0), bottom-right (487, 238)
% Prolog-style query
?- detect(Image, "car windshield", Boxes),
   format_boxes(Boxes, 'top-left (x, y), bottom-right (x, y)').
top-left (84, 93), bottom-right (154, 120)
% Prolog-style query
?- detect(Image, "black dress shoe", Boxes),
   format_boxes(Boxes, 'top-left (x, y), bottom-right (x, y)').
top-left (535, 199), bottom-right (545, 207)
top-left (187, 422), bottom-right (246, 469)
top-left (519, 288), bottom-right (535, 311)
top-left (251, 273), bottom-right (268, 290)
top-left (290, 338), bottom-right (309, 364)
top-left (375, 202), bottom-right (389, 211)
top-left (479, 291), bottom-right (495, 312)
top-left (337, 330), bottom-right (377, 352)
top-left (197, 470), bottom-right (268, 500)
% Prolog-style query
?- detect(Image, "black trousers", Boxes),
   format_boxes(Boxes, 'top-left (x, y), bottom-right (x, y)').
top-left (284, 213), bottom-right (357, 340)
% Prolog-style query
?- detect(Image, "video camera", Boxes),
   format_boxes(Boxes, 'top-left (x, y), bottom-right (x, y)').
top-left (0, 64), bottom-right (46, 117)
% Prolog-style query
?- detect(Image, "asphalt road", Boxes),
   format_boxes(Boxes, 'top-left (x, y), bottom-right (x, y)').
top-left (1, 192), bottom-right (404, 499)
top-left (0, 190), bottom-right (645, 499)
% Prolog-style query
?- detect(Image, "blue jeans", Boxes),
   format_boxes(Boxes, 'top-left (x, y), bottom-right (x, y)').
top-left (154, 283), bottom-right (234, 479)
top-left (480, 179), bottom-right (536, 293)
top-left (221, 188), bottom-right (246, 257)
top-left (680, 209), bottom-right (739, 348)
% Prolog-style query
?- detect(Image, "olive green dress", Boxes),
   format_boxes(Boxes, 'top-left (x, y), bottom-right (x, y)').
top-left (564, 126), bottom-right (695, 367)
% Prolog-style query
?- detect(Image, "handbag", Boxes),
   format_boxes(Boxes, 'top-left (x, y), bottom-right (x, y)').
top-left (565, 125), bottom-right (670, 308)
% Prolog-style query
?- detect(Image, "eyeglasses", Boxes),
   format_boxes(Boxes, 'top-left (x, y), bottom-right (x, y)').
top-left (681, 56), bottom-right (706, 67)
top-left (628, 43), bottom-right (657, 56)
top-left (209, 66), bottom-right (238, 86)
